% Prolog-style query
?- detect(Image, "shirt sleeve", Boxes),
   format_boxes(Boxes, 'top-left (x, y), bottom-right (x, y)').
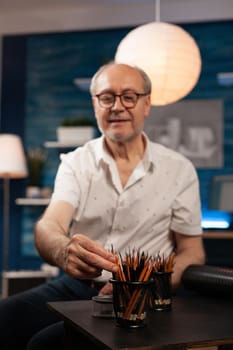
top-left (170, 160), bottom-right (203, 235)
top-left (50, 152), bottom-right (81, 208)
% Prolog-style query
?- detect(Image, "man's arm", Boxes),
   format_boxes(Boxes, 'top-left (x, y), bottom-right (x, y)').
top-left (98, 232), bottom-right (206, 297)
top-left (172, 232), bottom-right (206, 290)
top-left (34, 200), bottom-right (117, 279)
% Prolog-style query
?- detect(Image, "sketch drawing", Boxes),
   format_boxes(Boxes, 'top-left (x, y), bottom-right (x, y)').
top-left (144, 99), bottom-right (223, 168)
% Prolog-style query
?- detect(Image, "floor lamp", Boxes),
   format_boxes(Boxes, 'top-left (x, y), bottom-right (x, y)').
top-left (0, 134), bottom-right (28, 273)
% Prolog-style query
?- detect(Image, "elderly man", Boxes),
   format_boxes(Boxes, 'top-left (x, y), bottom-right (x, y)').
top-left (0, 62), bottom-right (205, 349)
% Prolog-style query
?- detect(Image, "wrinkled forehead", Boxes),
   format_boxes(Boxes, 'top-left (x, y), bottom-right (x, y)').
top-left (95, 65), bottom-right (145, 94)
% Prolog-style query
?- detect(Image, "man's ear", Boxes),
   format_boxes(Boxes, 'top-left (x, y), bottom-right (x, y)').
top-left (92, 97), bottom-right (96, 108)
top-left (92, 97), bottom-right (98, 112)
top-left (144, 95), bottom-right (151, 118)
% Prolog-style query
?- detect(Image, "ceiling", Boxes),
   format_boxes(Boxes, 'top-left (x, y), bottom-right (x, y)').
top-left (0, 0), bottom-right (232, 35)
top-left (0, 0), bottom-right (112, 11)
top-left (0, 0), bottom-right (157, 14)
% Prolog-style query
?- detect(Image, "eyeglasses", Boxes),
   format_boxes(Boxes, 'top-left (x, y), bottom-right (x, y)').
top-left (94, 92), bottom-right (149, 109)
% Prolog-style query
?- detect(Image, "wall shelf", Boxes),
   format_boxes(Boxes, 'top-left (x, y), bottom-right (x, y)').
top-left (44, 141), bottom-right (81, 148)
top-left (15, 198), bottom-right (50, 206)
top-left (73, 77), bottom-right (91, 91)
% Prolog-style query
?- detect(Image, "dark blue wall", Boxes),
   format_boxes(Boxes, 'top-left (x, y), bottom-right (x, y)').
top-left (0, 36), bottom-right (29, 270)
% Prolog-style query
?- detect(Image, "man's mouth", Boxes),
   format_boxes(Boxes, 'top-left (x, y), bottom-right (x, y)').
top-left (108, 119), bottom-right (130, 123)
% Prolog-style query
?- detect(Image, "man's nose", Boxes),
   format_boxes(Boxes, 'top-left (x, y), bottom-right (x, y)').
top-left (112, 96), bottom-right (124, 109)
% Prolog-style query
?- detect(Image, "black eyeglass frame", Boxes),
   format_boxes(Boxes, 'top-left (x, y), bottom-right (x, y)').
top-left (94, 92), bottom-right (149, 109)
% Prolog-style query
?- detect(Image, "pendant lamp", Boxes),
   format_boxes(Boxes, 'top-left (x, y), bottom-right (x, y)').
top-left (115, 0), bottom-right (201, 106)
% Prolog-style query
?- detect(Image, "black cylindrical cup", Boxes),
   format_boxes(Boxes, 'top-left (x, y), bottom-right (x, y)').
top-left (110, 279), bottom-right (152, 328)
top-left (149, 271), bottom-right (172, 311)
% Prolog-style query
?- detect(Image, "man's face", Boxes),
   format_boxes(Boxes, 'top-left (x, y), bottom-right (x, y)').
top-left (92, 64), bottom-right (151, 143)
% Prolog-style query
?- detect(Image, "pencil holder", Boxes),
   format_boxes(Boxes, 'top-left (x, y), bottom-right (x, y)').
top-left (149, 271), bottom-right (172, 311)
top-left (110, 279), bottom-right (152, 328)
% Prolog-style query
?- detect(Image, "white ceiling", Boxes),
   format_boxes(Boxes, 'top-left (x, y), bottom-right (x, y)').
top-left (0, 0), bottom-right (232, 35)
top-left (0, 0), bottom-right (111, 11)
top-left (0, 0), bottom-right (156, 14)
top-left (0, 0), bottom-right (146, 10)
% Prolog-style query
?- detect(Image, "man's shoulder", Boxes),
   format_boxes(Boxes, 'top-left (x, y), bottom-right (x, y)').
top-left (149, 140), bottom-right (191, 163)
top-left (148, 140), bottom-right (197, 177)
top-left (59, 137), bottom-right (103, 168)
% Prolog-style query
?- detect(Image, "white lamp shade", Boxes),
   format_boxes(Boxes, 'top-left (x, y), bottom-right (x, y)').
top-left (115, 22), bottom-right (202, 106)
top-left (0, 134), bottom-right (28, 178)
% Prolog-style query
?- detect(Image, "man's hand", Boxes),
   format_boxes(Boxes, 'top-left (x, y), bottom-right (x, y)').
top-left (62, 234), bottom-right (118, 279)
top-left (98, 282), bottom-right (113, 296)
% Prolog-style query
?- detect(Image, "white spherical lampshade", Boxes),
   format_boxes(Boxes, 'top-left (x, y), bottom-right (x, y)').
top-left (115, 22), bottom-right (202, 106)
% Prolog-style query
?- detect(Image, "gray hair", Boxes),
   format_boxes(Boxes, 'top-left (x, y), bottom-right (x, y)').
top-left (90, 61), bottom-right (152, 96)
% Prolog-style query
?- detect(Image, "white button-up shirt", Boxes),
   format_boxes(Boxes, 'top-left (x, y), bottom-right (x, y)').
top-left (51, 134), bottom-right (202, 281)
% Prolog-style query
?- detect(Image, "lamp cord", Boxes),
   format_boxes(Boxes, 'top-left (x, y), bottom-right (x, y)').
top-left (155, 0), bottom-right (160, 22)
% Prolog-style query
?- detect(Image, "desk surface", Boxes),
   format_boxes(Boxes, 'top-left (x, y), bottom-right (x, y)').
top-left (203, 231), bottom-right (233, 239)
top-left (48, 295), bottom-right (233, 350)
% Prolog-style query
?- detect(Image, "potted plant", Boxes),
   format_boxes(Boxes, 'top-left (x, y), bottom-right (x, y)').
top-left (57, 116), bottom-right (96, 145)
top-left (26, 147), bottom-right (47, 198)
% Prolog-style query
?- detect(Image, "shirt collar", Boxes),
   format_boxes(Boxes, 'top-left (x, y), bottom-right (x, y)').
top-left (94, 136), bottom-right (112, 166)
top-left (93, 133), bottom-right (157, 169)
top-left (142, 132), bottom-right (157, 170)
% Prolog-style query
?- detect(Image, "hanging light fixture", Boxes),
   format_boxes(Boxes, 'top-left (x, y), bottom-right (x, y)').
top-left (115, 0), bottom-right (202, 106)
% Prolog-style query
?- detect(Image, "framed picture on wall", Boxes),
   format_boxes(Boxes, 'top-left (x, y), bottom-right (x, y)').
top-left (144, 99), bottom-right (223, 168)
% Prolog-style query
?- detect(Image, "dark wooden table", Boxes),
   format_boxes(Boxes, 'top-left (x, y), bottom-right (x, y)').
top-left (48, 294), bottom-right (233, 350)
